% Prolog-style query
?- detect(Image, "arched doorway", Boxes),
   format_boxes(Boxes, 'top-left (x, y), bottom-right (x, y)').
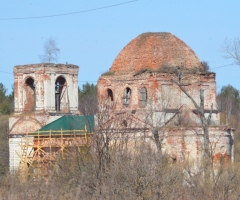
top-left (55, 76), bottom-right (66, 111)
top-left (24, 77), bottom-right (35, 111)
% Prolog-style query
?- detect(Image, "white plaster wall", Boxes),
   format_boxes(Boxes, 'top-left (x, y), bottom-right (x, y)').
top-left (9, 137), bottom-right (34, 172)
top-left (73, 75), bottom-right (79, 110)
top-left (45, 116), bottom-right (62, 124)
top-left (67, 74), bottom-right (72, 110)
top-left (50, 73), bottom-right (55, 111)
top-left (9, 137), bottom-right (21, 172)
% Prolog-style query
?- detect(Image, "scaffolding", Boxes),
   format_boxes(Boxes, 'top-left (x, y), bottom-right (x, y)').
top-left (16, 126), bottom-right (91, 178)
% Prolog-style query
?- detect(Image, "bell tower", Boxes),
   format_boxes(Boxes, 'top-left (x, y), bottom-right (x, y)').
top-left (9, 63), bottom-right (80, 171)
top-left (13, 63), bottom-right (79, 114)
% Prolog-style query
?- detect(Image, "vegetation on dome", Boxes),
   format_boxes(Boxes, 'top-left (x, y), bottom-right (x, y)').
top-left (134, 61), bottom-right (212, 77)
top-left (101, 70), bottom-right (115, 76)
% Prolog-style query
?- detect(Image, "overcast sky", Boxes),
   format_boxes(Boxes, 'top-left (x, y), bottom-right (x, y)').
top-left (1, 0), bottom-right (240, 94)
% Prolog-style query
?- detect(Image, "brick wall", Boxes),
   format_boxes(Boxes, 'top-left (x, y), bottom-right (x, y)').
top-left (24, 84), bottom-right (35, 112)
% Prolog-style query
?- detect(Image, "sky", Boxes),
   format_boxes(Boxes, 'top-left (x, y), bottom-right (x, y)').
top-left (1, 0), bottom-right (240, 94)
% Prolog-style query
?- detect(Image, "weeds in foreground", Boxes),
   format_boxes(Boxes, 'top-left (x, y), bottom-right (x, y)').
top-left (0, 141), bottom-right (240, 200)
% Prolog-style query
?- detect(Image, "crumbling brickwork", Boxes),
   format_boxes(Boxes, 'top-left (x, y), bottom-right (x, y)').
top-left (10, 63), bottom-right (80, 136)
top-left (9, 63), bottom-right (80, 171)
top-left (98, 72), bottom-right (218, 119)
top-left (98, 32), bottom-right (234, 164)
top-left (110, 32), bottom-right (202, 73)
top-left (14, 63), bottom-right (79, 113)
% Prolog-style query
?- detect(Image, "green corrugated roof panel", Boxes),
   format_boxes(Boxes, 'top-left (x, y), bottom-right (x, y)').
top-left (37, 115), bottom-right (94, 134)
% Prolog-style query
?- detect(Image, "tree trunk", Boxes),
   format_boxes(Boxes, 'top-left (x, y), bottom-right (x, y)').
top-left (153, 128), bottom-right (162, 154)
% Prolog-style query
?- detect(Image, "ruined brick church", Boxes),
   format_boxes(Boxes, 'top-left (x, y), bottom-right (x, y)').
top-left (8, 32), bottom-right (234, 172)
top-left (97, 32), bottom-right (234, 163)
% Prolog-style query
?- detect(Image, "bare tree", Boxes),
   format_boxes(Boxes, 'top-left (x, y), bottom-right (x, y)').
top-left (221, 38), bottom-right (240, 65)
top-left (1, 97), bottom-right (240, 199)
top-left (40, 37), bottom-right (60, 63)
top-left (144, 88), bottom-right (174, 155)
top-left (171, 70), bottom-right (214, 176)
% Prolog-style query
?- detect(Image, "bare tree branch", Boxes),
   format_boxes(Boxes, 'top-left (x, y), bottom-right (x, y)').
top-left (171, 78), bottom-right (201, 112)
top-left (207, 103), bottom-right (213, 124)
top-left (171, 70), bottom-right (215, 180)
top-left (221, 38), bottom-right (240, 65)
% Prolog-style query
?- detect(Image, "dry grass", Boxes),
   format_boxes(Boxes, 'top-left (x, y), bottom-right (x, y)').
top-left (0, 140), bottom-right (239, 199)
top-left (0, 112), bottom-right (240, 199)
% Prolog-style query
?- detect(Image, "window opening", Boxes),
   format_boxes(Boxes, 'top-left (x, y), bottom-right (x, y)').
top-left (24, 77), bottom-right (35, 111)
top-left (55, 76), bottom-right (66, 111)
top-left (107, 89), bottom-right (113, 101)
top-left (140, 87), bottom-right (147, 107)
top-left (123, 87), bottom-right (131, 107)
top-left (122, 120), bottom-right (128, 127)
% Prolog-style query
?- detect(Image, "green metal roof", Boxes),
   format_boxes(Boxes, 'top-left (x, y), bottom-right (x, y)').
top-left (38, 115), bottom-right (94, 134)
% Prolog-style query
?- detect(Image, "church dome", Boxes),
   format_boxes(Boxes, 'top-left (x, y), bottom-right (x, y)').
top-left (110, 32), bottom-right (203, 73)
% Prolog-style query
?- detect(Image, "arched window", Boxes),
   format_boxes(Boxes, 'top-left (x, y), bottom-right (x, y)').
top-left (140, 87), bottom-right (147, 107)
top-left (55, 76), bottom-right (66, 111)
top-left (24, 77), bottom-right (35, 111)
top-left (123, 87), bottom-right (131, 107)
top-left (107, 89), bottom-right (113, 101)
top-left (122, 120), bottom-right (128, 127)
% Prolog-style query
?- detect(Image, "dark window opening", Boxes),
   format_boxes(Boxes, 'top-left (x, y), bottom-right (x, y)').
top-left (25, 78), bottom-right (35, 89)
top-left (24, 77), bottom-right (35, 111)
top-left (140, 87), bottom-right (147, 107)
top-left (55, 76), bottom-right (66, 111)
top-left (107, 89), bottom-right (113, 101)
top-left (123, 87), bottom-right (131, 107)
top-left (122, 120), bottom-right (128, 127)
